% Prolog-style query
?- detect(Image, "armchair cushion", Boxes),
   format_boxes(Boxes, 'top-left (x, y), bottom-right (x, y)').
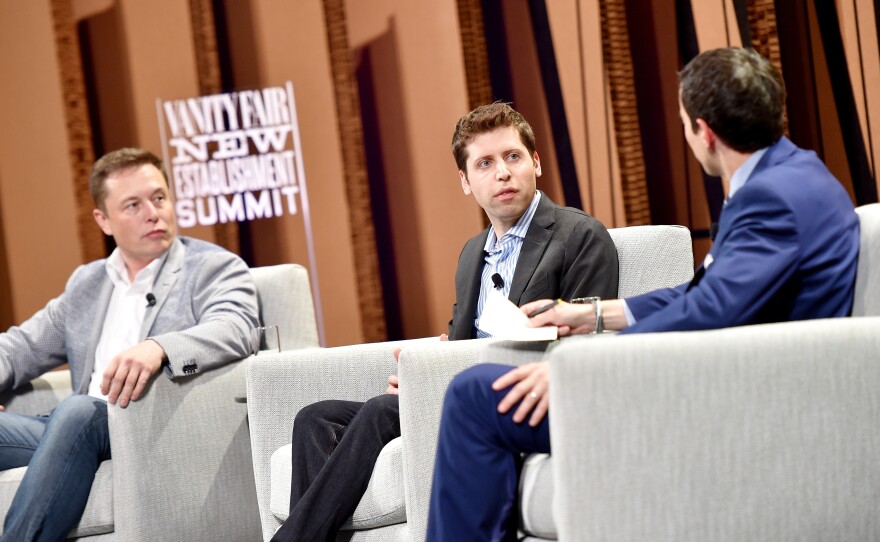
top-left (0, 462), bottom-right (113, 538)
top-left (270, 436), bottom-right (406, 530)
top-left (519, 453), bottom-right (555, 539)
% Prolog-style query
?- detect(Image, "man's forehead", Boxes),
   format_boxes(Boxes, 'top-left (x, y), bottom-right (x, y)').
top-left (105, 165), bottom-right (168, 196)
top-left (466, 126), bottom-right (525, 153)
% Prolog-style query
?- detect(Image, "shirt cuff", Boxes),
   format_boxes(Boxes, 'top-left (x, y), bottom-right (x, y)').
top-left (620, 299), bottom-right (637, 327)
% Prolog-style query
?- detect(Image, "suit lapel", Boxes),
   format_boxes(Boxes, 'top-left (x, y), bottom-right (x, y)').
top-left (78, 278), bottom-right (113, 394)
top-left (508, 195), bottom-right (555, 305)
top-left (140, 239), bottom-right (184, 338)
top-left (455, 229), bottom-right (489, 340)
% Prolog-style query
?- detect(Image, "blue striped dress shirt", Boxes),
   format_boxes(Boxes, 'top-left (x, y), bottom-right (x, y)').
top-left (474, 191), bottom-right (542, 338)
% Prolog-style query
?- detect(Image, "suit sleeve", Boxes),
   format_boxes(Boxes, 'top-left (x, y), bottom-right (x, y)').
top-left (150, 252), bottom-right (259, 378)
top-left (0, 267), bottom-right (84, 391)
top-left (624, 283), bottom-right (689, 320)
top-left (559, 217), bottom-right (619, 301)
top-left (621, 184), bottom-right (801, 334)
top-left (448, 237), bottom-right (479, 340)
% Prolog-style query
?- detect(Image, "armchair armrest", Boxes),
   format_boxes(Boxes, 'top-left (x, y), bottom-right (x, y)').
top-left (247, 338), bottom-right (436, 541)
top-left (0, 369), bottom-right (71, 415)
top-left (549, 318), bottom-right (880, 542)
top-left (107, 360), bottom-right (259, 542)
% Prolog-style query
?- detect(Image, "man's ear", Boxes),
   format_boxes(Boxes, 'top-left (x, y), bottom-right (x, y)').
top-left (459, 170), bottom-right (472, 195)
top-left (696, 118), bottom-right (716, 150)
top-left (93, 208), bottom-right (112, 236)
top-left (533, 152), bottom-right (542, 177)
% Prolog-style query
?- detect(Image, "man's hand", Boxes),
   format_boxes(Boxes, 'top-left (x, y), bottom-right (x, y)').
top-left (386, 347), bottom-right (402, 395)
top-left (386, 374), bottom-right (400, 395)
top-left (101, 339), bottom-right (166, 408)
top-left (520, 299), bottom-right (594, 336)
top-left (491, 361), bottom-right (550, 427)
top-left (386, 334), bottom-right (448, 395)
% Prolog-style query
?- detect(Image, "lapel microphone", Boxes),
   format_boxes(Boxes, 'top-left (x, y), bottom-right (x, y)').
top-left (491, 273), bottom-right (504, 289)
top-left (146, 293), bottom-right (157, 307)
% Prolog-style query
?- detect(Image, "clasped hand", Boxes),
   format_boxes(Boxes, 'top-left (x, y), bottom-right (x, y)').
top-left (100, 339), bottom-right (166, 408)
top-left (492, 361), bottom-right (550, 426)
top-left (489, 299), bottom-right (599, 426)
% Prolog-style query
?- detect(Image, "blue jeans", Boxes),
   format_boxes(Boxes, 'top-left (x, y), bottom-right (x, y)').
top-left (426, 364), bottom-right (551, 542)
top-left (0, 395), bottom-right (111, 542)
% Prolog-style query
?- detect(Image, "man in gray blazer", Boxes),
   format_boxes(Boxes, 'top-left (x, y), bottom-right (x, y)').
top-left (271, 103), bottom-right (618, 541)
top-left (0, 148), bottom-right (259, 542)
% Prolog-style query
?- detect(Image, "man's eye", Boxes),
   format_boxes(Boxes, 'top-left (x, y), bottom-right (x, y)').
top-left (478, 160), bottom-right (491, 168)
top-left (507, 153), bottom-right (520, 161)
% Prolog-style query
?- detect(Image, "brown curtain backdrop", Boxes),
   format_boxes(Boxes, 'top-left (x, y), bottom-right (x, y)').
top-left (600, 0), bottom-right (651, 225)
top-left (323, 0), bottom-right (387, 342)
top-left (50, 0), bottom-right (105, 262)
top-left (188, 0), bottom-right (239, 253)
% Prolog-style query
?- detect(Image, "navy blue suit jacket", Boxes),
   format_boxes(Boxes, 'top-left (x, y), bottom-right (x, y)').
top-left (622, 137), bottom-right (859, 333)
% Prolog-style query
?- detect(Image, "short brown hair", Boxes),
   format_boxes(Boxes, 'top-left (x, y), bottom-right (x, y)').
top-left (89, 148), bottom-right (168, 210)
top-left (679, 48), bottom-right (785, 153)
top-left (452, 103), bottom-right (537, 174)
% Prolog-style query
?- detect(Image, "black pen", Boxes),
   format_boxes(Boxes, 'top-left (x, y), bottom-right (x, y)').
top-left (527, 299), bottom-right (561, 318)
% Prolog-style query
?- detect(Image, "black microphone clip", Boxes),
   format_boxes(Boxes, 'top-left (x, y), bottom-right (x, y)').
top-left (146, 293), bottom-right (157, 307)
top-left (491, 273), bottom-right (504, 290)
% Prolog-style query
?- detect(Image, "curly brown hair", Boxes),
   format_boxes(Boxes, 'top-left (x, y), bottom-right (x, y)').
top-left (451, 102), bottom-right (537, 175)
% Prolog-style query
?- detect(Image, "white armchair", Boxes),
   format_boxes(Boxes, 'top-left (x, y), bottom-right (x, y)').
top-left (0, 263), bottom-right (319, 541)
top-left (545, 202), bottom-right (880, 541)
top-left (397, 225), bottom-right (695, 541)
top-left (247, 225), bottom-right (694, 541)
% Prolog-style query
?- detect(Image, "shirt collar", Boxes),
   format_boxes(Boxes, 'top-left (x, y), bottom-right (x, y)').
top-left (727, 147), bottom-right (768, 201)
top-left (104, 248), bottom-right (169, 289)
top-left (483, 190), bottom-right (542, 252)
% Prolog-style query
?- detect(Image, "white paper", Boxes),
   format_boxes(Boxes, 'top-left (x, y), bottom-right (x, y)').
top-left (477, 290), bottom-right (558, 341)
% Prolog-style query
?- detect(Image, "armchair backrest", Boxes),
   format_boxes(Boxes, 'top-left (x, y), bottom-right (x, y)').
top-left (853, 203), bottom-right (880, 316)
top-left (608, 225), bottom-right (694, 298)
top-left (249, 264), bottom-right (320, 351)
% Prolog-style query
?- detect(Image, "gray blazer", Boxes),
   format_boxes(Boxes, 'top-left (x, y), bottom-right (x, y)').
top-left (0, 236), bottom-right (259, 395)
top-left (448, 192), bottom-right (619, 340)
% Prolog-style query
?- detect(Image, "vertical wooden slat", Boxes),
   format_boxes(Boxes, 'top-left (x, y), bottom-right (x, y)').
top-left (456, 0), bottom-right (494, 109)
top-left (599, 0), bottom-right (651, 225)
top-left (50, 0), bottom-right (105, 262)
top-left (188, 0), bottom-right (239, 253)
top-left (746, 0), bottom-right (788, 133)
top-left (322, 0), bottom-right (387, 342)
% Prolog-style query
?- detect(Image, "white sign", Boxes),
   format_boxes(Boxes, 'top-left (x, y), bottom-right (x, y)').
top-left (157, 82), bottom-right (308, 228)
top-left (156, 82), bottom-right (324, 345)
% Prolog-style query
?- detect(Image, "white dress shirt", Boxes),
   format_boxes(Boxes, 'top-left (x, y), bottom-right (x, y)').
top-left (88, 250), bottom-right (166, 399)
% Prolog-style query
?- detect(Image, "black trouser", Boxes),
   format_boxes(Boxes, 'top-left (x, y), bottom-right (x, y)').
top-left (271, 394), bottom-right (401, 542)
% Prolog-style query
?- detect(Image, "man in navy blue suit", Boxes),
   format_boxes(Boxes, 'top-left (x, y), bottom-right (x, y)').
top-left (426, 47), bottom-right (860, 541)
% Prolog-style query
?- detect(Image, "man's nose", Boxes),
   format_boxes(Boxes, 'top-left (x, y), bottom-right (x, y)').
top-left (144, 201), bottom-right (159, 221)
top-left (495, 162), bottom-right (511, 180)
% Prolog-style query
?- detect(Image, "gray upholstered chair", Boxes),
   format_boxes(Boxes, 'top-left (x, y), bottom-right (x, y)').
top-left (542, 203), bottom-right (880, 541)
top-left (247, 225), bottom-right (694, 541)
top-left (0, 263), bottom-right (318, 541)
